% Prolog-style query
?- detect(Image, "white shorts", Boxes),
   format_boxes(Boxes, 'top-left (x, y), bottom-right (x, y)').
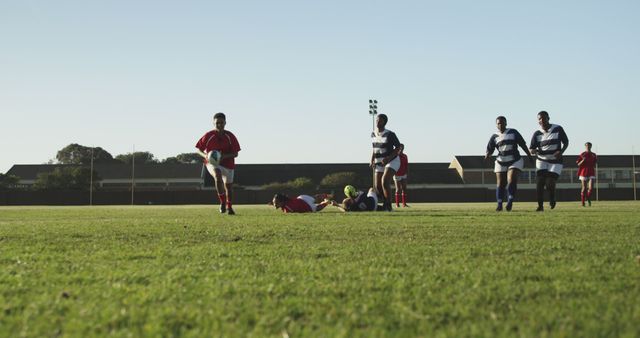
top-left (374, 156), bottom-right (401, 173)
top-left (367, 189), bottom-right (379, 206)
top-left (536, 160), bottom-right (563, 177)
top-left (205, 163), bottom-right (235, 184)
top-left (297, 195), bottom-right (317, 212)
top-left (494, 158), bottom-right (524, 173)
top-left (579, 176), bottom-right (596, 181)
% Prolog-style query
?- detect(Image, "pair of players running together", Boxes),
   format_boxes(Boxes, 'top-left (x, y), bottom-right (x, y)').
top-left (486, 111), bottom-right (594, 211)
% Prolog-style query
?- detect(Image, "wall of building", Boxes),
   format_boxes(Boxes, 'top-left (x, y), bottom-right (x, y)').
top-left (1, 187), bottom-right (638, 206)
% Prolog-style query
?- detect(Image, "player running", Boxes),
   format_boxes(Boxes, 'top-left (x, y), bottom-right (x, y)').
top-left (485, 116), bottom-right (533, 211)
top-left (576, 142), bottom-right (597, 207)
top-left (195, 112), bottom-right (241, 215)
top-left (529, 111), bottom-right (569, 211)
top-left (393, 144), bottom-right (409, 208)
top-left (271, 193), bottom-right (332, 213)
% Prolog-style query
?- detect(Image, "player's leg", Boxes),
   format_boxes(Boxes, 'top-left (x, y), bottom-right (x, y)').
top-left (401, 179), bottom-right (408, 207)
top-left (536, 171), bottom-right (546, 211)
top-left (495, 172), bottom-right (507, 211)
top-left (587, 178), bottom-right (594, 206)
top-left (381, 167), bottom-right (396, 211)
top-left (222, 167), bottom-right (235, 215)
top-left (224, 183), bottom-right (234, 214)
top-left (207, 164), bottom-right (227, 213)
top-left (580, 178), bottom-right (587, 206)
top-left (546, 174), bottom-right (558, 209)
top-left (546, 164), bottom-right (563, 209)
top-left (505, 168), bottom-right (520, 211)
top-left (394, 177), bottom-right (401, 207)
top-left (373, 170), bottom-right (383, 198)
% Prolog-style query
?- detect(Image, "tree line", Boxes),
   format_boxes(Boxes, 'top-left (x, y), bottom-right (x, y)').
top-left (1, 144), bottom-right (369, 192)
top-left (0, 143), bottom-right (202, 191)
top-left (55, 143), bottom-right (201, 165)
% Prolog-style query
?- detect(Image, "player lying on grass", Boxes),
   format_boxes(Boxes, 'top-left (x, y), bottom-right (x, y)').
top-left (332, 187), bottom-right (379, 212)
top-left (270, 193), bottom-right (333, 213)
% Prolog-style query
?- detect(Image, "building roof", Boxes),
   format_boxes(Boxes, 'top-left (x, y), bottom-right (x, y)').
top-left (452, 155), bottom-right (640, 170)
top-left (7, 164), bottom-right (203, 180)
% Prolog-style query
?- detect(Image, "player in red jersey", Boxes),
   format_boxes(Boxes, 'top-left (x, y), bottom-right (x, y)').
top-left (393, 144), bottom-right (409, 207)
top-left (195, 112), bottom-right (241, 215)
top-left (576, 142), bottom-right (597, 206)
top-left (271, 193), bottom-right (332, 213)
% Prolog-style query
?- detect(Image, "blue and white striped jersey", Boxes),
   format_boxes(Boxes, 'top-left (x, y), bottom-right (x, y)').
top-left (486, 128), bottom-right (527, 166)
top-left (530, 124), bottom-right (569, 164)
top-left (371, 129), bottom-right (401, 166)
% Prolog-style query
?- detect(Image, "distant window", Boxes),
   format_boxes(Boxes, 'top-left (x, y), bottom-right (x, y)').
top-left (598, 169), bottom-right (612, 180)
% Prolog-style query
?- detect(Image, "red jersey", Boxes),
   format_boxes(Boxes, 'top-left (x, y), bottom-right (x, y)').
top-left (395, 153), bottom-right (408, 176)
top-left (577, 151), bottom-right (597, 177)
top-left (195, 130), bottom-right (241, 169)
top-left (281, 197), bottom-right (312, 213)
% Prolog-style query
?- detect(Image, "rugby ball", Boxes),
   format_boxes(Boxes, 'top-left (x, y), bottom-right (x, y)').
top-left (344, 185), bottom-right (357, 198)
top-left (207, 150), bottom-right (222, 164)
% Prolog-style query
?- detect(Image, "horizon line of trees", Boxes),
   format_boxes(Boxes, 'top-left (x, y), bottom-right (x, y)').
top-left (0, 143), bottom-right (203, 191)
top-left (55, 143), bottom-right (202, 166)
top-left (1, 144), bottom-right (370, 192)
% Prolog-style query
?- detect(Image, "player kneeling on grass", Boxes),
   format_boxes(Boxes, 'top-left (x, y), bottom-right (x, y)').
top-left (271, 193), bottom-right (332, 213)
top-left (332, 186), bottom-right (379, 212)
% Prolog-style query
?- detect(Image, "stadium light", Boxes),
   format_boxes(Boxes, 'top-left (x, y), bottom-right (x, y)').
top-left (369, 99), bottom-right (378, 131)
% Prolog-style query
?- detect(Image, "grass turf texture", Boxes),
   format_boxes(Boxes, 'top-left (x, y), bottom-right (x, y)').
top-left (1, 202), bottom-right (639, 337)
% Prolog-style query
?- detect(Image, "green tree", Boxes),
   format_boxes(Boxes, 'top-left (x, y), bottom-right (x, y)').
top-left (162, 153), bottom-right (202, 164)
top-left (262, 177), bottom-right (315, 191)
top-left (115, 152), bottom-right (158, 165)
top-left (320, 172), bottom-right (366, 189)
top-left (56, 144), bottom-right (116, 164)
top-left (34, 167), bottom-right (100, 190)
top-left (0, 173), bottom-right (20, 190)
top-left (161, 157), bottom-right (181, 164)
top-left (176, 153), bottom-right (202, 163)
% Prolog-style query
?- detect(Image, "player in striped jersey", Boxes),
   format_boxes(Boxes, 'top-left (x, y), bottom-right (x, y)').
top-left (529, 111), bottom-right (569, 211)
top-left (485, 116), bottom-right (533, 211)
top-left (370, 114), bottom-right (402, 211)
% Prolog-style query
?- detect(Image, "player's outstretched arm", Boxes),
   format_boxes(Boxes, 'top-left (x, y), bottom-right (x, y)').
top-left (331, 200), bottom-right (347, 212)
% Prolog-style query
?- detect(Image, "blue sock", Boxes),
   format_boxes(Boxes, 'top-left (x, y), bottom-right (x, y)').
top-left (507, 182), bottom-right (517, 202)
top-left (496, 186), bottom-right (505, 204)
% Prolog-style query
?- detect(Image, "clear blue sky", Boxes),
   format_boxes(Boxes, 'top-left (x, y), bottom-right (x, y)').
top-left (2, 0), bottom-right (639, 173)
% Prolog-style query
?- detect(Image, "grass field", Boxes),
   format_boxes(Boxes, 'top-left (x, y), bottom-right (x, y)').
top-left (1, 202), bottom-right (639, 337)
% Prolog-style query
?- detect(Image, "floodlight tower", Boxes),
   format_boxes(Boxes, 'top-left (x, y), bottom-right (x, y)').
top-left (369, 99), bottom-right (378, 131)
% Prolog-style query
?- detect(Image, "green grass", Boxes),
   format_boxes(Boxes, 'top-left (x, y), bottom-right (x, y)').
top-left (1, 202), bottom-right (639, 337)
